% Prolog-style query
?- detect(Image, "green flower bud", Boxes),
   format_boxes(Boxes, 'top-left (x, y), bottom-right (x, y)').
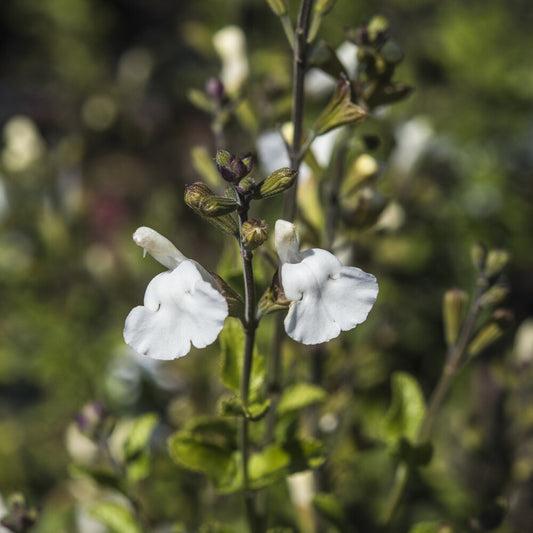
top-left (479, 285), bottom-right (509, 308)
top-left (471, 241), bottom-right (487, 273)
top-left (468, 309), bottom-right (513, 357)
top-left (341, 154), bottom-right (379, 195)
top-left (259, 269), bottom-right (291, 315)
top-left (184, 182), bottom-right (239, 235)
top-left (484, 249), bottom-right (510, 280)
top-left (184, 182), bottom-right (238, 217)
top-left (241, 219), bottom-right (268, 251)
top-left (313, 74), bottom-right (367, 136)
top-left (381, 40), bottom-right (404, 65)
top-left (367, 15), bottom-right (389, 43)
top-left (443, 288), bottom-right (468, 346)
top-left (266, 0), bottom-right (288, 16)
top-left (316, 0), bottom-right (338, 15)
top-left (254, 167), bottom-right (297, 199)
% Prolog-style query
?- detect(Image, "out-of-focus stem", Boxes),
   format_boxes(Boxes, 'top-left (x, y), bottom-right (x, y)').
top-left (381, 278), bottom-right (487, 528)
top-left (283, 0), bottom-right (315, 221)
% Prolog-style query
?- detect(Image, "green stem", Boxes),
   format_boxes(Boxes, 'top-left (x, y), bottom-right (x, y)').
top-left (380, 278), bottom-right (487, 528)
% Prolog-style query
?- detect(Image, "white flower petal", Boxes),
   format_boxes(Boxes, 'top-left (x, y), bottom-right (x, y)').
top-left (133, 226), bottom-right (186, 269)
top-left (275, 220), bottom-right (378, 345)
top-left (124, 261), bottom-right (228, 360)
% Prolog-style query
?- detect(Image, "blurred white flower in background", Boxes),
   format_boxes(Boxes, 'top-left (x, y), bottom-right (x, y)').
top-left (213, 25), bottom-right (249, 94)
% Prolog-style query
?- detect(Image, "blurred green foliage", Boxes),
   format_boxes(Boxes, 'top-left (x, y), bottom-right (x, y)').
top-left (0, 0), bottom-right (532, 531)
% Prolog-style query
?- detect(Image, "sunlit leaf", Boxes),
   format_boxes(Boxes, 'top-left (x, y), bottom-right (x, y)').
top-left (382, 371), bottom-right (426, 445)
top-left (278, 383), bottom-right (327, 416)
top-left (90, 502), bottom-right (142, 533)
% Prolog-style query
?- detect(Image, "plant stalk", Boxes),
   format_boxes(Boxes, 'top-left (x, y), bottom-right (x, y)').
top-left (381, 278), bottom-right (487, 527)
top-left (238, 199), bottom-right (260, 533)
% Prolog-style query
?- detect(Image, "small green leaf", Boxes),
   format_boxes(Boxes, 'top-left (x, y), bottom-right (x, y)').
top-left (168, 432), bottom-right (238, 490)
top-left (220, 396), bottom-right (271, 421)
top-left (312, 493), bottom-right (347, 531)
top-left (183, 416), bottom-right (238, 448)
top-left (220, 318), bottom-right (244, 393)
top-left (278, 383), bottom-right (327, 416)
top-left (382, 372), bottom-right (426, 445)
top-left (69, 464), bottom-right (124, 494)
top-left (191, 146), bottom-right (221, 188)
top-left (219, 318), bottom-right (265, 396)
top-left (90, 502), bottom-right (142, 533)
top-left (123, 413), bottom-right (158, 482)
top-left (249, 444), bottom-right (291, 489)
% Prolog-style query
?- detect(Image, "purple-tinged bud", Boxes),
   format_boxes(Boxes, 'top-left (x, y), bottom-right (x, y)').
top-left (205, 77), bottom-right (225, 102)
top-left (216, 150), bottom-right (254, 183)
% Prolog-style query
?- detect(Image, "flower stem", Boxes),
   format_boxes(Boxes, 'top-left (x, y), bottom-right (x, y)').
top-left (283, 0), bottom-right (315, 222)
top-left (380, 277), bottom-right (487, 527)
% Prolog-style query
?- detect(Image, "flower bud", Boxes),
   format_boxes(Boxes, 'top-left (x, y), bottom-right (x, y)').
top-left (367, 15), bottom-right (389, 43)
top-left (479, 285), bottom-right (509, 308)
top-left (313, 74), bottom-right (367, 136)
top-left (468, 309), bottom-right (513, 357)
top-left (216, 150), bottom-right (253, 183)
top-left (254, 167), bottom-right (297, 199)
top-left (484, 249), bottom-right (510, 280)
top-left (241, 219), bottom-right (268, 251)
top-left (316, 0), bottom-right (338, 15)
top-left (259, 269), bottom-right (291, 314)
top-left (184, 182), bottom-right (239, 235)
top-left (341, 154), bottom-right (379, 195)
top-left (443, 288), bottom-right (468, 346)
top-left (471, 241), bottom-right (487, 273)
top-left (205, 77), bottom-right (225, 102)
top-left (1, 493), bottom-right (39, 533)
top-left (381, 40), bottom-right (404, 65)
top-left (184, 182), bottom-right (238, 217)
top-left (266, 0), bottom-right (288, 16)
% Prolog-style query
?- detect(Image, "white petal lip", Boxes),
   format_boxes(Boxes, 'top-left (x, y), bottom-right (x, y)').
top-left (275, 221), bottom-right (378, 345)
top-left (133, 226), bottom-right (186, 270)
top-left (124, 260), bottom-right (228, 360)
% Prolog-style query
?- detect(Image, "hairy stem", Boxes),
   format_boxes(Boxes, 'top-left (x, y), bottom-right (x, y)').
top-left (381, 278), bottom-right (487, 527)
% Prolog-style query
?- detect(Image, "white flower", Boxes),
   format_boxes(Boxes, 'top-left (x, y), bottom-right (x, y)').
top-left (212, 25), bottom-right (249, 95)
top-left (124, 227), bottom-right (228, 360)
top-left (275, 220), bottom-right (378, 345)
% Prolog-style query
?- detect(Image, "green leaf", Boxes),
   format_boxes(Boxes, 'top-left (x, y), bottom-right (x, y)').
top-left (69, 464), bottom-right (124, 494)
top-left (124, 413), bottom-right (158, 482)
top-left (312, 493), bottom-right (347, 531)
top-left (382, 372), bottom-right (426, 445)
top-left (220, 396), bottom-right (270, 421)
top-left (90, 502), bottom-right (142, 533)
top-left (191, 146), bottom-right (221, 188)
top-left (248, 444), bottom-right (291, 489)
top-left (278, 383), bottom-right (327, 416)
top-left (183, 416), bottom-right (238, 448)
top-left (220, 318), bottom-right (244, 393)
top-left (219, 318), bottom-right (265, 396)
top-left (168, 432), bottom-right (239, 491)
top-left (408, 522), bottom-right (454, 533)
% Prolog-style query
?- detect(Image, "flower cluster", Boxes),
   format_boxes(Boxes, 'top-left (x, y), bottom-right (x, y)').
top-left (125, 222), bottom-right (377, 359)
